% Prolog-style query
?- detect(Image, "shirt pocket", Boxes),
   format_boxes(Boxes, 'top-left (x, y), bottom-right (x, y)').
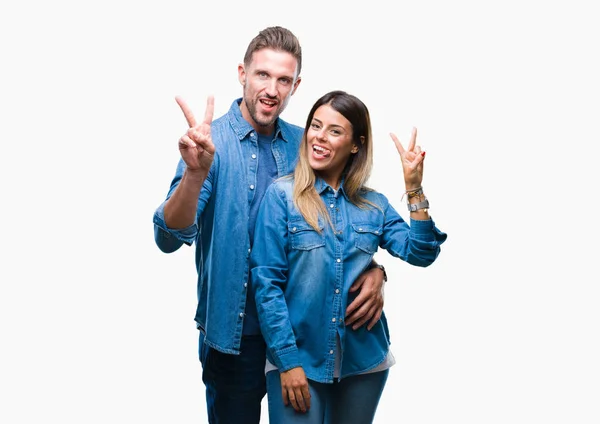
top-left (289, 221), bottom-right (325, 251)
top-left (352, 223), bottom-right (382, 255)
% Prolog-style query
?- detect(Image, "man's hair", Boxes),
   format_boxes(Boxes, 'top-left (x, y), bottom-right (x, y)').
top-left (243, 26), bottom-right (302, 76)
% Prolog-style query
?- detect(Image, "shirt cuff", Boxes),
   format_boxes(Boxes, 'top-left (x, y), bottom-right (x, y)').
top-left (153, 202), bottom-right (198, 245)
top-left (273, 345), bottom-right (302, 372)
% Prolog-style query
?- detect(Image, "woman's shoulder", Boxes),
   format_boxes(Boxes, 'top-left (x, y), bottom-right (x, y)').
top-left (359, 186), bottom-right (390, 207)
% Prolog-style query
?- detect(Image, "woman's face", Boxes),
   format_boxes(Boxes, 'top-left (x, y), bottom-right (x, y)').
top-left (306, 104), bottom-right (358, 188)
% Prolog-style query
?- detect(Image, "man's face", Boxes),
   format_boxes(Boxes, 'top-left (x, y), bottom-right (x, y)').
top-left (238, 48), bottom-right (301, 134)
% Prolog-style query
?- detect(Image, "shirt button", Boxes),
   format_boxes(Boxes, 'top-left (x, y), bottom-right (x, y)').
top-left (329, 350), bottom-right (334, 354)
top-left (336, 258), bottom-right (341, 263)
top-left (250, 184), bottom-right (255, 190)
top-left (330, 204), bottom-right (334, 208)
top-left (335, 289), bottom-right (340, 294)
top-left (244, 283), bottom-right (248, 288)
top-left (292, 227), bottom-right (297, 232)
top-left (359, 227), bottom-right (363, 231)
top-left (332, 318), bottom-right (336, 322)
top-left (248, 248), bottom-right (251, 253)
top-left (239, 313), bottom-right (244, 318)
top-left (251, 154), bottom-right (257, 159)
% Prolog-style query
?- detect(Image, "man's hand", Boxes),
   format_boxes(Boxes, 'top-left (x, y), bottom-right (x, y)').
top-left (345, 266), bottom-right (385, 330)
top-left (175, 95), bottom-right (215, 173)
top-left (280, 367), bottom-right (311, 413)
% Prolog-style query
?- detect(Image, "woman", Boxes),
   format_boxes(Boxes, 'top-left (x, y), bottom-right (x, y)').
top-left (250, 90), bottom-right (447, 423)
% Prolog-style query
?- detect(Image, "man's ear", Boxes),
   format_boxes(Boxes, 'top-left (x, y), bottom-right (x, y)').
top-left (237, 64), bottom-right (246, 86)
top-left (291, 76), bottom-right (302, 96)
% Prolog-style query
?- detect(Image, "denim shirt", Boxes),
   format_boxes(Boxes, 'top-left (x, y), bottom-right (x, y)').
top-left (250, 177), bottom-right (447, 383)
top-left (153, 98), bottom-right (303, 354)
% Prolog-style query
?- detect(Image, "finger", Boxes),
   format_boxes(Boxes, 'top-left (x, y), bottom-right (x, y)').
top-left (346, 294), bottom-right (370, 326)
top-left (282, 386), bottom-right (289, 406)
top-left (288, 391), bottom-right (300, 412)
top-left (348, 274), bottom-right (366, 293)
top-left (352, 306), bottom-right (376, 331)
top-left (345, 290), bottom-right (367, 319)
top-left (301, 385), bottom-right (311, 411)
top-left (295, 389), bottom-right (307, 413)
top-left (410, 150), bottom-right (425, 168)
top-left (367, 306), bottom-right (383, 331)
top-left (178, 135), bottom-right (196, 149)
top-left (175, 96), bottom-right (197, 128)
top-left (187, 127), bottom-right (198, 141)
top-left (389, 133), bottom-right (405, 155)
top-left (202, 95), bottom-right (215, 126)
top-left (406, 127), bottom-right (417, 152)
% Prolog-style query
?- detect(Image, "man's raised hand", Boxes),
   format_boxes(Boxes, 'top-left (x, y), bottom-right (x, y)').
top-left (175, 95), bottom-right (216, 173)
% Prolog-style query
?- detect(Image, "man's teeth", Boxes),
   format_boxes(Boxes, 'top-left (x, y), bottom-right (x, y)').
top-left (261, 100), bottom-right (276, 106)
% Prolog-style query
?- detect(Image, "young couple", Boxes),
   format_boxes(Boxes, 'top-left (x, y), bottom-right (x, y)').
top-left (154, 26), bottom-right (447, 424)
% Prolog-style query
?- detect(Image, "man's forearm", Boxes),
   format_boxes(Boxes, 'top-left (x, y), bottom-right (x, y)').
top-left (163, 168), bottom-right (207, 229)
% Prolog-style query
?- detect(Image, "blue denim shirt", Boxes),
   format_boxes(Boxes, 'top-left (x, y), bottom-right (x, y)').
top-left (153, 98), bottom-right (303, 354)
top-left (250, 177), bottom-right (447, 383)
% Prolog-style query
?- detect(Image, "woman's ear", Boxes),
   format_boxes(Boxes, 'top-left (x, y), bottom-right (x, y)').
top-left (351, 145), bottom-right (359, 154)
top-left (359, 136), bottom-right (365, 145)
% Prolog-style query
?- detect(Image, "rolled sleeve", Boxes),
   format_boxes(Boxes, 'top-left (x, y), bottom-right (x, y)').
top-left (380, 201), bottom-right (447, 267)
top-left (153, 201), bottom-right (198, 253)
top-left (409, 217), bottom-right (447, 243)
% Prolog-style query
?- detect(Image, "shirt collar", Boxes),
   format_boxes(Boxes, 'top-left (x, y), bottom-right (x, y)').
top-left (314, 176), bottom-right (351, 201)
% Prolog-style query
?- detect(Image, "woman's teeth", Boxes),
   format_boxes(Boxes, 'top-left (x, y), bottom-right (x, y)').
top-left (313, 145), bottom-right (331, 157)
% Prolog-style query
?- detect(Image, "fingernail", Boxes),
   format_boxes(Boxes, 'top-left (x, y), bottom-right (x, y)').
top-left (421, 152), bottom-right (426, 157)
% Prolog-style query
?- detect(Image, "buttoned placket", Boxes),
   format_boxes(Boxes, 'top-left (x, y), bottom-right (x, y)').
top-left (247, 132), bottom-right (258, 198)
top-left (238, 132), bottom-right (259, 324)
top-left (324, 187), bottom-right (344, 380)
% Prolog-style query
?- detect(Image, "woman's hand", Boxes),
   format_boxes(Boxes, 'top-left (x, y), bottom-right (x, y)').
top-left (389, 127), bottom-right (425, 189)
top-left (280, 367), bottom-right (311, 413)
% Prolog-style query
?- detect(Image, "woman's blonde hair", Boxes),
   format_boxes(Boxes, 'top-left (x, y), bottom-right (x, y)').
top-left (293, 90), bottom-right (376, 232)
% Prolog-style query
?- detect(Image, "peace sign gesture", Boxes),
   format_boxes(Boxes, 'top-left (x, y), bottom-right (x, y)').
top-left (175, 95), bottom-right (216, 173)
top-left (389, 127), bottom-right (425, 190)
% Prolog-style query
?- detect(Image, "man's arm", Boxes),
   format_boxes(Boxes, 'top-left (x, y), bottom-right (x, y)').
top-left (345, 261), bottom-right (386, 331)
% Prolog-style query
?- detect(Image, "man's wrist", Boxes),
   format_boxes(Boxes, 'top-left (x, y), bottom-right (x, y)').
top-left (372, 264), bottom-right (387, 283)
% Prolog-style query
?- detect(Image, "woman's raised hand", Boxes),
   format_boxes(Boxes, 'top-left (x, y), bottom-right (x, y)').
top-left (389, 127), bottom-right (425, 189)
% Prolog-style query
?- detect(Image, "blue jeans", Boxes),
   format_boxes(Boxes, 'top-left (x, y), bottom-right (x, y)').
top-left (266, 369), bottom-right (389, 424)
top-left (199, 333), bottom-right (267, 424)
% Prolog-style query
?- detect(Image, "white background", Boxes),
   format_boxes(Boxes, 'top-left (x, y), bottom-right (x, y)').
top-left (1, 0), bottom-right (599, 423)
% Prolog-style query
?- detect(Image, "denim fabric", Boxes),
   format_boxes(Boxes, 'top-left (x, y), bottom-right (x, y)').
top-left (266, 369), bottom-right (389, 423)
top-left (243, 133), bottom-right (279, 336)
top-left (200, 333), bottom-right (267, 424)
top-left (251, 177), bottom-right (447, 383)
top-left (153, 98), bottom-right (303, 354)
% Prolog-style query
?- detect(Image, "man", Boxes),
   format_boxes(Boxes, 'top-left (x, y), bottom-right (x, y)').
top-left (153, 26), bottom-right (386, 423)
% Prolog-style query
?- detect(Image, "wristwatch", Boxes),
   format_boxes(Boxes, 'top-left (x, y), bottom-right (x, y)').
top-left (407, 198), bottom-right (429, 212)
